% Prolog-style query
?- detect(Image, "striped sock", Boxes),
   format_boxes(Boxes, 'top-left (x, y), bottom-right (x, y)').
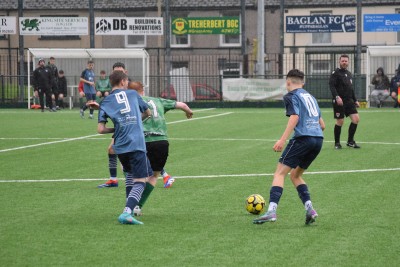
top-left (125, 181), bottom-right (145, 211)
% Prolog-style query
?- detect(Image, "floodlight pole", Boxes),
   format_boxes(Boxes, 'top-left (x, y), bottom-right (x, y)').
top-left (356, 0), bottom-right (362, 96)
top-left (256, 0), bottom-right (265, 78)
top-left (89, 0), bottom-right (95, 48)
top-left (18, 0), bottom-right (25, 102)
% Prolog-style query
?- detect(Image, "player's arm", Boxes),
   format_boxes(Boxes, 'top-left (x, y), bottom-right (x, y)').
top-left (273, 114), bottom-right (298, 152)
top-left (319, 117), bottom-right (325, 131)
top-left (142, 108), bottom-right (152, 121)
top-left (97, 122), bottom-right (114, 134)
top-left (175, 102), bottom-right (193, 119)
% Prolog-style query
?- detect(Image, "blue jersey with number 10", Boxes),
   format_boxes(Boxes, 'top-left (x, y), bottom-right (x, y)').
top-left (283, 88), bottom-right (323, 139)
top-left (98, 89), bottom-right (149, 154)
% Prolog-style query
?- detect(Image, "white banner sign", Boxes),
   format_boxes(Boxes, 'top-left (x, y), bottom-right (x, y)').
top-left (19, 17), bottom-right (88, 35)
top-left (95, 17), bottom-right (163, 35)
top-left (0, 17), bottom-right (17, 34)
top-left (222, 78), bottom-right (286, 101)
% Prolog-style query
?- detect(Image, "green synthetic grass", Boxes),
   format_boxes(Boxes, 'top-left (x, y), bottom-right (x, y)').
top-left (1, 107), bottom-right (400, 266)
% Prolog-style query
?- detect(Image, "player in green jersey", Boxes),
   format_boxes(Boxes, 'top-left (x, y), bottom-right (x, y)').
top-left (129, 81), bottom-right (193, 216)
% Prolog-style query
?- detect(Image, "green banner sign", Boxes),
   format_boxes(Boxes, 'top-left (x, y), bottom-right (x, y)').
top-left (172, 17), bottom-right (240, 35)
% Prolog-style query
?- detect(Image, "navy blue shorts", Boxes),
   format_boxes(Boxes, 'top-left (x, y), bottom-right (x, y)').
top-left (85, 93), bottom-right (96, 101)
top-left (118, 151), bottom-right (153, 178)
top-left (279, 136), bottom-right (323, 170)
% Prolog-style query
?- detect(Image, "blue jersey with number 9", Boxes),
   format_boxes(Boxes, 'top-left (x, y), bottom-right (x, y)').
top-left (98, 89), bottom-right (149, 154)
top-left (283, 88), bottom-right (323, 139)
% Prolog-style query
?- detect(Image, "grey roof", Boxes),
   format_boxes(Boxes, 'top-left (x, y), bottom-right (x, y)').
top-left (1, 0), bottom-right (399, 10)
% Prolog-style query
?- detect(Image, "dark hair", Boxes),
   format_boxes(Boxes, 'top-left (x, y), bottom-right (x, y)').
top-left (340, 54), bottom-right (349, 59)
top-left (109, 71), bottom-right (127, 87)
top-left (88, 60), bottom-right (94, 64)
top-left (112, 62), bottom-right (126, 70)
top-left (59, 70), bottom-right (64, 74)
top-left (286, 69), bottom-right (304, 81)
top-left (50, 57), bottom-right (55, 60)
top-left (100, 70), bottom-right (106, 74)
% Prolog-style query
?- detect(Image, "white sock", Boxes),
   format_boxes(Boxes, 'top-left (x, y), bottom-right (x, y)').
top-left (268, 202), bottom-right (277, 212)
top-left (110, 177), bottom-right (117, 181)
top-left (123, 207), bottom-right (132, 214)
top-left (305, 200), bottom-right (313, 211)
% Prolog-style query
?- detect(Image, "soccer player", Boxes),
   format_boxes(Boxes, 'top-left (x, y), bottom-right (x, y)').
top-left (97, 63), bottom-right (176, 188)
top-left (329, 54), bottom-right (360, 149)
top-left (97, 70), bottom-right (152, 225)
top-left (253, 69), bottom-right (325, 225)
top-left (128, 81), bottom-right (193, 216)
top-left (80, 60), bottom-right (96, 119)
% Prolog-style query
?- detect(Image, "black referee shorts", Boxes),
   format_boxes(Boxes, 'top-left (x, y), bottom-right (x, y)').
top-left (332, 99), bottom-right (358, 119)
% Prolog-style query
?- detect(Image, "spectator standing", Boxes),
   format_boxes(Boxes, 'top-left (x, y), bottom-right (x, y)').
top-left (370, 67), bottom-right (390, 108)
top-left (32, 58), bottom-right (56, 112)
top-left (47, 57), bottom-right (60, 109)
top-left (57, 70), bottom-right (68, 109)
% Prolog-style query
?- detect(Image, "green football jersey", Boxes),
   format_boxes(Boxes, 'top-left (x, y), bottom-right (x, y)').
top-left (142, 96), bottom-right (176, 142)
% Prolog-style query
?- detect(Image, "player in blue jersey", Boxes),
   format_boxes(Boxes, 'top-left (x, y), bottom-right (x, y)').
top-left (80, 60), bottom-right (97, 119)
top-left (253, 69), bottom-right (325, 225)
top-left (97, 62), bottom-right (175, 189)
top-left (97, 70), bottom-right (152, 225)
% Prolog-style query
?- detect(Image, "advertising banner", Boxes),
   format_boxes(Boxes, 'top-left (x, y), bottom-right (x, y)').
top-left (19, 17), bottom-right (88, 35)
top-left (286, 15), bottom-right (355, 33)
top-left (95, 17), bottom-right (163, 35)
top-left (222, 78), bottom-right (286, 101)
top-left (172, 17), bottom-right (240, 35)
top-left (363, 14), bottom-right (400, 32)
top-left (0, 16), bottom-right (17, 34)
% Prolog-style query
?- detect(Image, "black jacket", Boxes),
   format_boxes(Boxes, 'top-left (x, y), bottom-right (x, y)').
top-left (329, 67), bottom-right (357, 102)
top-left (32, 66), bottom-right (52, 91)
top-left (57, 76), bottom-right (68, 95)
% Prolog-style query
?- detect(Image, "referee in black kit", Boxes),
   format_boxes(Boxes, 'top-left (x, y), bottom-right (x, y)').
top-left (329, 54), bottom-right (360, 149)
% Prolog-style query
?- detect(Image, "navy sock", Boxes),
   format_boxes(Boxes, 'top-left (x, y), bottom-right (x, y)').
top-left (296, 184), bottom-right (311, 205)
top-left (269, 186), bottom-right (283, 204)
top-left (82, 105), bottom-right (88, 111)
top-left (89, 108), bottom-right (94, 115)
top-left (108, 154), bottom-right (117, 178)
top-left (126, 181), bottom-right (145, 210)
top-left (125, 172), bottom-right (133, 199)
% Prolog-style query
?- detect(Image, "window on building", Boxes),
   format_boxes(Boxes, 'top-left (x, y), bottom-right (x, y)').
top-left (220, 11), bottom-right (241, 47)
top-left (171, 61), bottom-right (189, 69)
top-left (125, 14), bottom-right (146, 47)
top-left (309, 59), bottom-right (331, 74)
top-left (171, 12), bottom-right (190, 47)
top-left (39, 15), bottom-right (80, 40)
top-left (220, 61), bottom-right (242, 78)
top-left (311, 11), bottom-right (332, 45)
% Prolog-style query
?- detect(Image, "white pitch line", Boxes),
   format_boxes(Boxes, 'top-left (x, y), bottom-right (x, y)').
top-left (167, 112), bottom-right (233, 124)
top-left (0, 134), bottom-right (101, 153)
top-left (1, 167), bottom-right (399, 183)
top-left (0, 112), bottom-right (232, 153)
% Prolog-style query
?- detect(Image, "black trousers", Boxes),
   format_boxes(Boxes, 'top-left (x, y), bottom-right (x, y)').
top-left (37, 87), bottom-right (52, 110)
